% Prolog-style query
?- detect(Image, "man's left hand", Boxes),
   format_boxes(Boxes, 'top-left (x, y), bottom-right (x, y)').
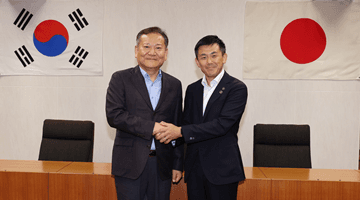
top-left (172, 170), bottom-right (182, 184)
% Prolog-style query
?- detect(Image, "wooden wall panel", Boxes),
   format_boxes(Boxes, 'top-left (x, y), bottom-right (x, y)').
top-left (1, 160), bottom-right (360, 200)
top-left (49, 173), bottom-right (117, 200)
top-left (271, 180), bottom-right (302, 200)
top-left (0, 171), bottom-right (48, 200)
top-left (301, 181), bottom-right (344, 200)
top-left (91, 175), bottom-right (118, 200)
top-left (237, 179), bottom-right (271, 200)
top-left (170, 178), bottom-right (188, 200)
top-left (340, 181), bottom-right (360, 200)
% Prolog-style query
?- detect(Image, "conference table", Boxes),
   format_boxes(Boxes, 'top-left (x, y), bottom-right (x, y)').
top-left (1, 159), bottom-right (360, 200)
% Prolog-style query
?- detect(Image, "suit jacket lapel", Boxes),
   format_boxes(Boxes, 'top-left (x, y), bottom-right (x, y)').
top-left (195, 80), bottom-right (204, 122)
top-left (131, 66), bottom-right (153, 110)
top-left (155, 72), bottom-right (168, 111)
top-left (203, 72), bottom-right (230, 118)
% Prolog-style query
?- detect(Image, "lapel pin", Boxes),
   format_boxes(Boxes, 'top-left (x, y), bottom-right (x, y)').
top-left (222, 87), bottom-right (225, 90)
top-left (219, 90), bottom-right (223, 94)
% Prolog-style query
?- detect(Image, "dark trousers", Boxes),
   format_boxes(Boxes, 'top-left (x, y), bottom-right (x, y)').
top-left (114, 156), bottom-right (171, 200)
top-left (186, 157), bottom-right (239, 200)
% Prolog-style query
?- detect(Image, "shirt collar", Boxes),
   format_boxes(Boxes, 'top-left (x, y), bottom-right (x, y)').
top-left (201, 69), bottom-right (225, 87)
top-left (139, 67), bottom-right (162, 80)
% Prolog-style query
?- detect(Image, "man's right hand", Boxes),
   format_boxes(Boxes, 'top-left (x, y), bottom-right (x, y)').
top-left (153, 122), bottom-right (164, 135)
top-left (153, 122), bottom-right (182, 144)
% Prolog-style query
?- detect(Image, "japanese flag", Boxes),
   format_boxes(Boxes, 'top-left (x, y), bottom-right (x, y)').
top-left (244, 1), bottom-right (360, 80)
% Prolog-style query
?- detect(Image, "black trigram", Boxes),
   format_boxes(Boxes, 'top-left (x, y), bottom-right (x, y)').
top-left (68, 9), bottom-right (89, 31)
top-left (13, 8), bottom-right (33, 31)
top-left (69, 46), bottom-right (89, 68)
top-left (14, 45), bottom-right (34, 67)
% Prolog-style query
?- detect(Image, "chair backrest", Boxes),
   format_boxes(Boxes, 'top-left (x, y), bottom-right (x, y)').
top-left (253, 124), bottom-right (311, 168)
top-left (38, 119), bottom-right (94, 162)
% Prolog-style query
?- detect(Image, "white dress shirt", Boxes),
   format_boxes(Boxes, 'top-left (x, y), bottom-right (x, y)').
top-left (201, 69), bottom-right (225, 115)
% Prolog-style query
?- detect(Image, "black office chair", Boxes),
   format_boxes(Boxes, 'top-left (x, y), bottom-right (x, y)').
top-left (253, 123), bottom-right (311, 168)
top-left (38, 119), bottom-right (94, 162)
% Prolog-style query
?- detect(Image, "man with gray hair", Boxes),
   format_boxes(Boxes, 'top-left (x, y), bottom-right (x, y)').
top-left (106, 26), bottom-right (183, 200)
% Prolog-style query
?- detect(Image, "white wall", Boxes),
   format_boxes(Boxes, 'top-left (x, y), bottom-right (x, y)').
top-left (0, 0), bottom-right (359, 169)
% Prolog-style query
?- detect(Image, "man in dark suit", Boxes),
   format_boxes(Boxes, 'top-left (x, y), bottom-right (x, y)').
top-left (106, 27), bottom-right (183, 200)
top-left (154, 35), bottom-right (248, 200)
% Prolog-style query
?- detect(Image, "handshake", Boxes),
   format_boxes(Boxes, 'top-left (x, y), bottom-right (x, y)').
top-left (152, 121), bottom-right (182, 144)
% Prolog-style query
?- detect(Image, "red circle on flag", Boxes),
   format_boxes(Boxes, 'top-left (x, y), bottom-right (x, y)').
top-left (280, 18), bottom-right (326, 64)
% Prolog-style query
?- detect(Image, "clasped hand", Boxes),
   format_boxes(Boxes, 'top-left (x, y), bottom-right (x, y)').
top-left (153, 121), bottom-right (182, 144)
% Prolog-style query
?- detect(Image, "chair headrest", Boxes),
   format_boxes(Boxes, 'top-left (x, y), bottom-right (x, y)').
top-left (254, 124), bottom-right (310, 145)
top-left (43, 119), bottom-right (94, 140)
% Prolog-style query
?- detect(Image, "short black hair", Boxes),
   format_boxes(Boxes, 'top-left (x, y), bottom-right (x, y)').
top-left (194, 35), bottom-right (226, 58)
top-left (136, 26), bottom-right (169, 48)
